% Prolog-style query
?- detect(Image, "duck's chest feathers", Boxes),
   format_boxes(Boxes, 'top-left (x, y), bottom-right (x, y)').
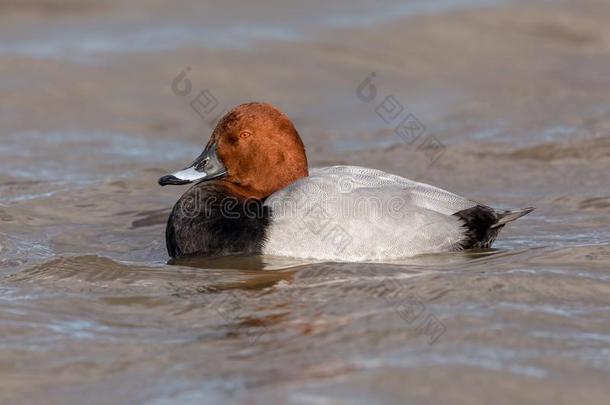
top-left (165, 183), bottom-right (270, 257)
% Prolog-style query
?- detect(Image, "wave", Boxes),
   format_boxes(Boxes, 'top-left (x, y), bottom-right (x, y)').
top-left (498, 136), bottom-right (610, 161)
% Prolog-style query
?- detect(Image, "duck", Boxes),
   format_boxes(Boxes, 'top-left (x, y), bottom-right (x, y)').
top-left (158, 102), bottom-right (533, 261)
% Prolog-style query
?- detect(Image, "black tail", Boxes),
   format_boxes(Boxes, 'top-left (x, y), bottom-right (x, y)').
top-left (453, 205), bottom-right (534, 249)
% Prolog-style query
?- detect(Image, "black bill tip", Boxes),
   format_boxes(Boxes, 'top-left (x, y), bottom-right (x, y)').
top-left (158, 175), bottom-right (191, 186)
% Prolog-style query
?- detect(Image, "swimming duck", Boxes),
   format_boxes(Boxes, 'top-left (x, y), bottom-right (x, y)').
top-left (159, 102), bottom-right (533, 261)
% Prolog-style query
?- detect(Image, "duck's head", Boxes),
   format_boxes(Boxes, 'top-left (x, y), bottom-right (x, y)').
top-left (159, 102), bottom-right (308, 199)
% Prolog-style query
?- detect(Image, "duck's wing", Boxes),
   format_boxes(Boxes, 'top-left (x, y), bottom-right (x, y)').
top-left (262, 166), bottom-right (479, 260)
top-left (308, 165), bottom-right (478, 215)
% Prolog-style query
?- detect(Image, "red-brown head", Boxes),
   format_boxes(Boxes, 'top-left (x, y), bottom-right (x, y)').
top-left (159, 102), bottom-right (309, 199)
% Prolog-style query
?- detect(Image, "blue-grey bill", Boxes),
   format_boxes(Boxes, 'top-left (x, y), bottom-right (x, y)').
top-left (158, 143), bottom-right (227, 186)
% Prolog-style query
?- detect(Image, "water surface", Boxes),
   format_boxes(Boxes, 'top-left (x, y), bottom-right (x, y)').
top-left (1, 0), bottom-right (610, 403)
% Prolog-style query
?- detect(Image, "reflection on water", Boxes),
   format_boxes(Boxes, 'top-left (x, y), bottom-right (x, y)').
top-left (2, 0), bottom-right (610, 403)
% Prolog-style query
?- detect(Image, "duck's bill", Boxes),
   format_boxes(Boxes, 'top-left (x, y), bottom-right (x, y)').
top-left (158, 144), bottom-right (227, 186)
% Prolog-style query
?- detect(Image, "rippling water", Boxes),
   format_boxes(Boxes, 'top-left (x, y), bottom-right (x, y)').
top-left (1, 0), bottom-right (610, 403)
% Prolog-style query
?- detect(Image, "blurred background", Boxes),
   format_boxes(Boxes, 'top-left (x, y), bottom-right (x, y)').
top-left (1, 1), bottom-right (610, 404)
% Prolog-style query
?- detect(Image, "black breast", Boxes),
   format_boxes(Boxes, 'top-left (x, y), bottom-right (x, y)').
top-left (165, 183), bottom-right (271, 257)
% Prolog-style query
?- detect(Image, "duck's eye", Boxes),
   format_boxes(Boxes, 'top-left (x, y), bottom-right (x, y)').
top-left (195, 158), bottom-right (209, 171)
top-left (239, 131), bottom-right (252, 139)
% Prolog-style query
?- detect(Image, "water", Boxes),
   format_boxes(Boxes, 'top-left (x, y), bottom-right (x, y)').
top-left (0, 0), bottom-right (508, 60)
top-left (1, 0), bottom-right (610, 403)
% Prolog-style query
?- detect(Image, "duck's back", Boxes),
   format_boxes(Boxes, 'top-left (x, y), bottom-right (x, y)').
top-left (262, 166), bottom-right (479, 260)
